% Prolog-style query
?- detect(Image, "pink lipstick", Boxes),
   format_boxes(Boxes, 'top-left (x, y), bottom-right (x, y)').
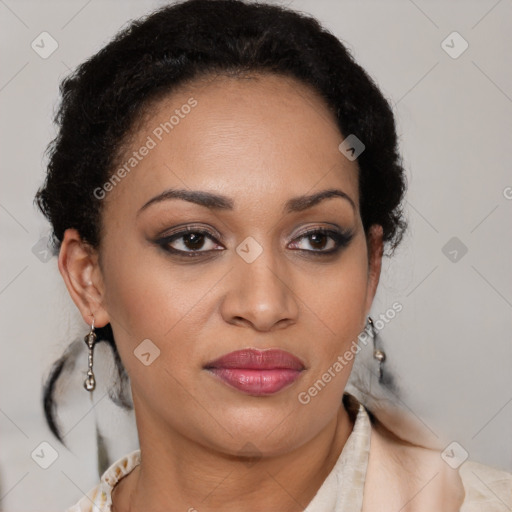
top-left (204, 348), bottom-right (305, 396)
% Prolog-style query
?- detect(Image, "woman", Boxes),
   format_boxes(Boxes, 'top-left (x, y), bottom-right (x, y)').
top-left (35, 0), bottom-right (511, 510)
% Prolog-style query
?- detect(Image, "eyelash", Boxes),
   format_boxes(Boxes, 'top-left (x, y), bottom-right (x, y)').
top-left (156, 226), bottom-right (354, 258)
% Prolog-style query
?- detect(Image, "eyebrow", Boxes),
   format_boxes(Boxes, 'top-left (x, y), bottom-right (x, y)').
top-left (137, 187), bottom-right (356, 216)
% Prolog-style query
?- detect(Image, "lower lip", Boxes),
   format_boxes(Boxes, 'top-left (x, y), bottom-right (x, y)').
top-left (206, 368), bottom-right (303, 395)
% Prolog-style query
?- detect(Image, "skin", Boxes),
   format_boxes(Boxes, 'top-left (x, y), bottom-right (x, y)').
top-left (58, 72), bottom-right (391, 511)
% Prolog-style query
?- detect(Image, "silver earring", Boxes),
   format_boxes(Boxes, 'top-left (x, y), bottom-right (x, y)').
top-left (368, 316), bottom-right (386, 383)
top-left (83, 318), bottom-right (97, 392)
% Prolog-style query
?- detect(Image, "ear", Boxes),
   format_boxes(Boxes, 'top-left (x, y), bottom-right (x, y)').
top-left (58, 228), bottom-right (110, 327)
top-left (364, 224), bottom-right (384, 315)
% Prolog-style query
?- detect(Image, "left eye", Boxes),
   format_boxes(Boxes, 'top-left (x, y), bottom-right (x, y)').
top-left (289, 229), bottom-right (341, 252)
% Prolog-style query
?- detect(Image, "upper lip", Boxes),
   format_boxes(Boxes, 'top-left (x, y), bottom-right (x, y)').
top-left (204, 348), bottom-right (305, 370)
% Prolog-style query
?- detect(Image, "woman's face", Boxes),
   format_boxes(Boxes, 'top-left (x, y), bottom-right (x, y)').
top-left (70, 73), bottom-right (382, 456)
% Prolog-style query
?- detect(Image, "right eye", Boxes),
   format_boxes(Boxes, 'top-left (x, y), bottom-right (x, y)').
top-left (156, 227), bottom-right (224, 257)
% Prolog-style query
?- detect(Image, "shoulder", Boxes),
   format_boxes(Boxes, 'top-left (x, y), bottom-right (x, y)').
top-left (366, 420), bottom-right (512, 511)
top-left (64, 449), bottom-right (141, 512)
top-left (364, 423), bottom-right (464, 511)
top-left (458, 459), bottom-right (512, 511)
top-left (64, 484), bottom-right (107, 512)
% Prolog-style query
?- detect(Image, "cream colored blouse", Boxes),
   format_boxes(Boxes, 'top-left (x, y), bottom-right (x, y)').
top-left (65, 394), bottom-right (512, 511)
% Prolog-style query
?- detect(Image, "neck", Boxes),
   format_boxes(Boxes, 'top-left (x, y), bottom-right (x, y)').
top-left (113, 397), bottom-right (355, 512)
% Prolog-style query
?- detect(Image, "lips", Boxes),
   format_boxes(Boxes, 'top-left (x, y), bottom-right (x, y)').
top-left (204, 348), bottom-right (305, 395)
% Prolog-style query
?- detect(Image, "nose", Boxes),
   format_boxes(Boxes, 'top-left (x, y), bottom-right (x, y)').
top-left (220, 244), bottom-right (300, 332)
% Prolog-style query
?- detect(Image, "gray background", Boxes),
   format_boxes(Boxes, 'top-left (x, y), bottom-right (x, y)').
top-left (1, 0), bottom-right (511, 510)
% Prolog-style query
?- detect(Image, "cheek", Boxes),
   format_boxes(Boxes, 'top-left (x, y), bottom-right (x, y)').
top-left (99, 237), bottom-right (215, 370)
top-left (293, 251), bottom-right (369, 417)
top-left (304, 240), bottom-right (369, 341)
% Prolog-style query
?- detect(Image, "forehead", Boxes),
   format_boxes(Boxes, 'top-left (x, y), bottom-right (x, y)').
top-left (104, 72), bottom-right (359, 217)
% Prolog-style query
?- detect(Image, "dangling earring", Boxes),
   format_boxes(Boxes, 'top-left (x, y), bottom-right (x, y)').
top-left (83, 317), bottom-right (97, 392)
top-left (368, 316), bottom-right (386, 383)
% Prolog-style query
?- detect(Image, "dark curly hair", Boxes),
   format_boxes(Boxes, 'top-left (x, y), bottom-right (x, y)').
top-left (34, 0), bottom-right (407, 445)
